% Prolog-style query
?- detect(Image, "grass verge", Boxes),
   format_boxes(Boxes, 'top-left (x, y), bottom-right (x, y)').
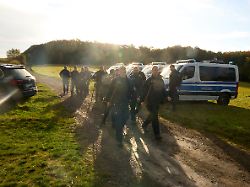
top-left (0, 84), bottom-right (97, 186)
top-left (160, 82), bottom-right (250, 151)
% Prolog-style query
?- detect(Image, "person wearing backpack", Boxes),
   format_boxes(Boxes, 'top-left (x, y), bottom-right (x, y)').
top-left (169, 64), bottom-right (181, 111)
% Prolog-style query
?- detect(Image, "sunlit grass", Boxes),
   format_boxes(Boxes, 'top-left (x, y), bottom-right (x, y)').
top-left (160, 82), bottom-right (250, 151)
top-left (0, 84), bottom-right (97, 186)
top-left (31, 65), bottom-right (98, 91)
top-left (31, 65), bottom-right (98, 79)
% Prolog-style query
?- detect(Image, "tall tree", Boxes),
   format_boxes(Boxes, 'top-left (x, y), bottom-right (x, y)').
top-left (6, 48), bottom-right (21, 58)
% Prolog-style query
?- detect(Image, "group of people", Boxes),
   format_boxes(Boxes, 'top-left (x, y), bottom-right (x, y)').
top-left (59, 64), bottom-right (181, 147)
top-left (59, 66), bottom-right (92, 97)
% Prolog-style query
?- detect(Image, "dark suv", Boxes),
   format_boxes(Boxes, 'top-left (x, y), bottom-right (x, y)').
top-left (0, 64), bottom-right (37, 101)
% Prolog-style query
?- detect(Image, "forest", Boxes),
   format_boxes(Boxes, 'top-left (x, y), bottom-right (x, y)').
top-left (19, 39), bottom-right (250, 82)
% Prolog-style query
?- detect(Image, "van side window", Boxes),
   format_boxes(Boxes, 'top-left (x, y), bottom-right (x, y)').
top-left (181, 66), bottom-right (195, 80)
top-left (199, 66), bottom-right (236, 81)
top-left (217, 67), bottom-right (236, 81)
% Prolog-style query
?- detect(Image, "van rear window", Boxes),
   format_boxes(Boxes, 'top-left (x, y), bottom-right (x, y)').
top-left (199, 66), bottom-right (236, 82)
top-left (6, 68), bottom-right (32, 79)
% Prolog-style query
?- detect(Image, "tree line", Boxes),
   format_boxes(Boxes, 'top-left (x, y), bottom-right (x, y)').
top-left (22, 39), bottom-right (250, 81)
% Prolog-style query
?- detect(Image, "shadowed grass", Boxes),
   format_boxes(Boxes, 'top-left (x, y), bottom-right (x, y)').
top-left (0, 84), bottom-right (97, 186)
top-left (160, 82), bottom-right (250, 151)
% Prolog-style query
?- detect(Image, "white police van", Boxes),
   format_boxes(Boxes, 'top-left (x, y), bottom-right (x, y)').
top-left (161, 60), bottom-right (239, 105)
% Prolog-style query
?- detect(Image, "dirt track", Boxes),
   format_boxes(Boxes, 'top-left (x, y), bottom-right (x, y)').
top-left (36, 73), bottom-right (250, 187)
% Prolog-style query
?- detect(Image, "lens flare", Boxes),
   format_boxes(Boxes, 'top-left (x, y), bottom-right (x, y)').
top-left (0, 89), bottom-right (19, 106)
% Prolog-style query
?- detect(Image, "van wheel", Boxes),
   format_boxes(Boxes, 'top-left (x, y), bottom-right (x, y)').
top-left (217, 93), bottom-right (230, 106)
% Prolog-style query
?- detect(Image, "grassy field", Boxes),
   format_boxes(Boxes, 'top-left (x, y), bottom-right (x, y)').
top-left (31, 65), bottom-right (98, 91)
top-left (0, 84), bottom-right (99, 186)
top-left (31, 65), bottom-right (98, 79)
top-left (160, 82), bottom-right (250, 151)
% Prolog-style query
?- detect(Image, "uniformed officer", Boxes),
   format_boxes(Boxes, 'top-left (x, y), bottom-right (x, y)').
top-left (141, 66), bottom-right (166, 140)
top-left (129, 66), bottom-right (146, 123)
top-left (106, 66), bottom-right (133, 146)
top-left (59, 66), bottom-right (70, 95)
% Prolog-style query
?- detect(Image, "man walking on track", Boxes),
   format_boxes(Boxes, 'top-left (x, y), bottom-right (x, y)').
top-left (141, 66), bottom-right (166, 141)
top-left (106, 66), bottom-right (133, 147)
top-left (169, 64), bottom-right (181, 111)
top-left (59, 66), bottom-right (70, 95)
top-left (129, 66), bottom-right (146, 123)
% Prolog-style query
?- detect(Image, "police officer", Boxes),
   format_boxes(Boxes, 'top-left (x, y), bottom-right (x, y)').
top-left (59, 66), bottom-right (70, 95)
top-left (129, 66), bottom-right (146, 123)
top-left (106, 66), bottom-right (133, 146)
top-left (141, 66), bottom-right (166, 141)
top-left (101, 69), bottom-right (116, 125)
top-left (79, 66), bottom-right (92, 97)
top-left (70, 66), bottom-right (80, 96)
top-left (169, 64), bottom-right (180, 111)
top-left (92, 66), bottom-right (107, 102)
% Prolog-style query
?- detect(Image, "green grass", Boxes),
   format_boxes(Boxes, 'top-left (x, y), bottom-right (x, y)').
top-left (31, 65), bottom-right (98, 79)
top-left (31, 65), bottom-right (98, 91)
top-left (0, 84), bottom-right (98, 186)
top-left (160, 82), bottom-right (250, 151)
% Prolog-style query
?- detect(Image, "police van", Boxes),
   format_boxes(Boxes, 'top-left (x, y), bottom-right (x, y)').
top-left (160, 60), bottom-right (239, 105)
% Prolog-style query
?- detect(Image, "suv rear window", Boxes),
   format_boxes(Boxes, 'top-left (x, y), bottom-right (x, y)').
top-left (6, 68), bottom-right (32, 79)
top-left (199, 66), bottom-right (236, 82)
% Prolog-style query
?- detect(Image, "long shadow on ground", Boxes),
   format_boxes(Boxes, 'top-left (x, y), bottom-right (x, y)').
top-left (75, 100), bottom-right (196, 187)
top-left (162, 101), bottom-right (250, 173)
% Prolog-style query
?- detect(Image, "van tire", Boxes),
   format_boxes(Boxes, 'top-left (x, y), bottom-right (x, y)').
top-left (217, 93), bottom-right (230, 106)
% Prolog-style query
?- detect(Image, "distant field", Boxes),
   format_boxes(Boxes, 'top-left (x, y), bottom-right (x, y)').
top-left (160, 82), bottom-right (250, 151)
top-left (31, 65), bottom-right (99, 79)
top-left (31, 65), bottom-right (99, 90)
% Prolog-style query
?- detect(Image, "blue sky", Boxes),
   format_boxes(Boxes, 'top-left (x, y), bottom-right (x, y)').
top-left (0, 0), bottom-right (250, 57)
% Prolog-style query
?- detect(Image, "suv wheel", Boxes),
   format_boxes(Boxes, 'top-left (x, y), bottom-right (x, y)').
top-left (217, 93), bottom-right (230, 106)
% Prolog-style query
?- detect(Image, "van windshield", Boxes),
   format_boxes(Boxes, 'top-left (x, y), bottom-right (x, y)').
top-left (161, 65), bottom-right (182, 78)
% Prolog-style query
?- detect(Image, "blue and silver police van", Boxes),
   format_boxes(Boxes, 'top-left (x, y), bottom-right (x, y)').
top-left (161, 60), bottom-right (239, 105)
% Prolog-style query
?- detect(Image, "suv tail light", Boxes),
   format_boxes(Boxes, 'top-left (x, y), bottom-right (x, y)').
top-left (10, 79), bottom-right (24, 86)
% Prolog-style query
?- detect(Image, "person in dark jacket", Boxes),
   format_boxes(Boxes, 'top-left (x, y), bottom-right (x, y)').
top-left (169, 64), bottom-right (180, 111)
top-left (92, 66), bottom-right (107, 102)
top-left (129, 66), bottom-right (146, 123)
top-left (101, 69), bottom-right (116, 125)
top-left (59, 66), bottom-right (71, 95)
top-left (141, 66), bottom-right (166, 140)
top-left (70, 66), bottom-right (80, 96)
top-left (79, 66), bottom-right (92, 97)
top-left (106, 66), bottom-right (133, 146)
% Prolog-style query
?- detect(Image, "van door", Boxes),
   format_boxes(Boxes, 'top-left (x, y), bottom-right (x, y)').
top-left (178, 65), bottom-right (196, 100)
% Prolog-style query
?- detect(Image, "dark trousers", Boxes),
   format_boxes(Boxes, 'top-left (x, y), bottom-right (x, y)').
top-left (169, 88), bottom-right (178, 111)
top-left (62, 79), bottom-right (69, 94)
top-left (95, 84), bottom-right (101, 101)
top-left (130, 99), bottom-right (137, 121)
top-left (79, 83), bottom-right (89, 98)
top-left (71, 80), bottom-right (79, 96)
top-left (142, 104), bottom-right (160, 137)
top-left (102, 102), bottom-right (110, 124)
top-left (112, 106), bottom-right (129, 143)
